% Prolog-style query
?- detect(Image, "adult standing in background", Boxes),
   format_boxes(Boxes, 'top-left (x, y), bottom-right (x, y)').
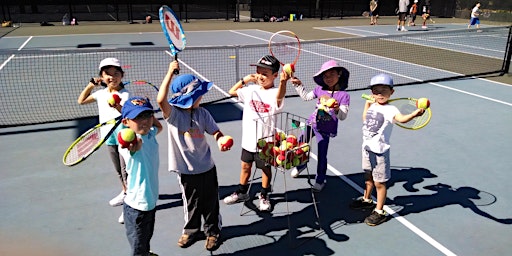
top-left (397, 0), bottom-right (410, 31)
top-left (369, 0), bottom-right (379, 25)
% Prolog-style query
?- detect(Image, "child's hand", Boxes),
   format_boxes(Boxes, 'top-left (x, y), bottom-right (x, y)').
top-left (280, 69), bottom-right (292, 81)
top-left (243, 74), bottom-right (257, 84)
top-left (169, 60), bottom-right (179, 74)
top-left (413, 108), bottom-right (425, 117)
top-left (290, 77), bottom-right (302, 86)
top-left (217, 135), bottom-right (233, 152)
top-left (127, 137), bottom-right (142, 153)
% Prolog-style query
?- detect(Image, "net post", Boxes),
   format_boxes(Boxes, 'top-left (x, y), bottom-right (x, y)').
top-left (502, 26), bottom-right (512, 74)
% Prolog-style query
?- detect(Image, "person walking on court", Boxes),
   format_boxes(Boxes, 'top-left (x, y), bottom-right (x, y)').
top-left (157, 61), bottom-right (232, 251)
top-left (369, 0), bottom-right (379, 25)
top-left (222, 55), bottom-right (294, 211)
top-left (468, 2), bottom-right (481, 29)
top-left (408, 0), bottom-right (418, 26)
top-left (421, 0), bottom-right (435, 29)
top-left (397, 0), bottom-right (410, 31)
top-left (119, 96), bottom-right (162, 256)
top-left (349, 74), bottom-right (425, 226)
top-left (77, 57), bottom-right (129, 223)
top-left (289, 60), bottom-right (350, 192)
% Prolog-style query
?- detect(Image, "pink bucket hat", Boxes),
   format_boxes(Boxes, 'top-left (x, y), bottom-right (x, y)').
top-left (313, 60), bottom-right (349, 90)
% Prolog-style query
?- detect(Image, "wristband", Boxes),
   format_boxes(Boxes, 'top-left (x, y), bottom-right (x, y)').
top-left (89, 77), bottom-right (98, 85)
top-left (240, 78), bottom-right (245, 86)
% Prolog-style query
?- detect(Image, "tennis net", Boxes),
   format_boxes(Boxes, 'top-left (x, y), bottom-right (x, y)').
top-left (1, 26), bottom-right (510, 127)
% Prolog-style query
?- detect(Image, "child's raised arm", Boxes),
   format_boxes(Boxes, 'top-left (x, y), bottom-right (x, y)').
top-left (157, 61), bottom-right (179, 119)
top-left (395, 108), bottom-right (425, 123)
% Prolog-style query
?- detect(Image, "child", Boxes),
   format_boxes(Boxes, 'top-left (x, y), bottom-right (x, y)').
top-left (222, 55), bottom-right (294, 211)
top-left (156, 61), bottom-right (232, 251)
top-left (369, 0), bottom-right (378, 25)
top-left (290, 60), bottom-right (350, 192)
top-left (468, 2), bottom-right (481, 29)
top-left (350, 74), bottom-right (424, 226)
top-left (421, 0), bottom-right (435, 29)
top-left (77, 57), bottom-right (129, 223)
top-left (409, 0), bottom-right (418, 26)
top-left (119, 96), bottom-right (163, 256)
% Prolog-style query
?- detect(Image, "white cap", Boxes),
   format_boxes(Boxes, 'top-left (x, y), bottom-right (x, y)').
top-left (414, 0), bottom-right (418, 3)
top-left (98, 58), bottom-right (121, 70)
top-left (370, 73), bottom-right (394, 88)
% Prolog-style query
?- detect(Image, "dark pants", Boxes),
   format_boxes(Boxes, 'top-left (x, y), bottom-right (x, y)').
top-left (300, 125), bottom-right (330, 184)
top-left (178, 166), bottom-right (222, 237)
top-left (124, 203), bottom-right (156, 256)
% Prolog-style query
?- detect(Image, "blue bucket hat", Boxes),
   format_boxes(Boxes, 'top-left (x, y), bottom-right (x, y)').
top-left (168, 74), bottom-right (214, 108)
top-left (122, 96), bottom-right (154, 119)
top-left (369, 73), bottom-right (394, 88)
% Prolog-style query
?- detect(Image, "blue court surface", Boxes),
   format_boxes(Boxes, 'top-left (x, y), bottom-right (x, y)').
top-left (1, 23), bottom-right (511, 255)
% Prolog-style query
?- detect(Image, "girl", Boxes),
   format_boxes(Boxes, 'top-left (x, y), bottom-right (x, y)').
top-left (77, 58), bottom-right (129, 223)
top-left (291, 60), bottom-right (350, 191)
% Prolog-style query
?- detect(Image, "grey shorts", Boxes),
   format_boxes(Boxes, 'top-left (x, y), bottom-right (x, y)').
top-left (241, 148), bottom-right (268, 169)
top-left (362, 148), bottom-right (391, 183)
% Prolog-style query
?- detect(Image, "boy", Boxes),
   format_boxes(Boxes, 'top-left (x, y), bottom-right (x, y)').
top-left (157, 61), bottom-right (232, 251)
top-left (222, 55), bottom-right (294, 211)
top-left (350, 74), bottom-right (424, 226)
top-left (119, 96), bottom-right (163, 256)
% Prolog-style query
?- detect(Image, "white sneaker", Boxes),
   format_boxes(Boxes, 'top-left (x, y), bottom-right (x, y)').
top-left (401, 27), bottom-right (408, 31)
top-left (258, 194), bottom-right (271, 211)
top-left (422, 25), bottom-right (427, 29)
top-left (118, 211), bottom-right (124, 224)
top-left (223, 191), bottom-right (249, 204)
top-left (312, 182), bottom-right (325, 192)
top-left (290, 165), bottom-right (306, 178)
top-left (109, 191), bottom-right (126, 207)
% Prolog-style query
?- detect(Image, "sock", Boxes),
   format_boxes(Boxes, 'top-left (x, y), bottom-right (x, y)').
top-left (238, 184), bottom-right (249, 194)
top-left (363, 198), bottom-right (373, 203)
top-left (375, 209), bottom-right (385, 214)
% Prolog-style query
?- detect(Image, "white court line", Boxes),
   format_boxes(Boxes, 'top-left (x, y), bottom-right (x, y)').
top-left (0, 36), bottom-right (32, 71)
top-left (218, 30), bottom-right (512, 255)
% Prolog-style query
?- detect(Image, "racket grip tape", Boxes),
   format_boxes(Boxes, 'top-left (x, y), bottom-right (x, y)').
top-left (362, 94), bottom-right (376, 103)
top-left (173, 54), bottom-right (179, 75)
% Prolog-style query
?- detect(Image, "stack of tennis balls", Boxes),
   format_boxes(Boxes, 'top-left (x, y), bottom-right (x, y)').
top-left (416, 98), bottom-right (430, 109)
top-left (256, 133), bottom-right (310, 170)
top-left (118, 128), bottom-right (136, 148)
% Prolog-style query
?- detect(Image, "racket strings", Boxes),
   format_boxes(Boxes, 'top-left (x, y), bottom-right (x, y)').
top-left (64, 129), bottom-right (101, 164)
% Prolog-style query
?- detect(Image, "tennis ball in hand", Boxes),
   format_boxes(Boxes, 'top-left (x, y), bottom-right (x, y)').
top-left (416, 98), bottom-right (430, 109)
top-left (117, 128), bottom-right (136, 148)
top-left (325, 98), bottom-right (337, 108)
top-left (108, 93), bottom-right (121, 107)
top-left (283, 63), bottom-right (295, 76)
top-left (219, 135), bottom-right (234, 149)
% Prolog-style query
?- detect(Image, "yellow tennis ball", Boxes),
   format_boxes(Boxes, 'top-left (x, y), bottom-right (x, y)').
top-left (283, 63), bottom-right (294, 76)
top-left (416, 98), bottom-right (430, 109)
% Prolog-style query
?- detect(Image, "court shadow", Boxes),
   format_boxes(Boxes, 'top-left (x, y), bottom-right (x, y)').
top-left (155, 193), bottom-right (183, 211)
top-left (203, 102), bottom-right (242, 123)
top-left (390, 183), bottom-right (512, 224)
top-left (217, 176), bottom-right (375, 254)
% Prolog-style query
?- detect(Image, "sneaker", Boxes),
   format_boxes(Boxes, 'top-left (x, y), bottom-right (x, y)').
top-left (205, 234), bottom-right (219, 251)
top-left (118, 211), bottom-right (124, 224)
top-left (364, 210), bottom-right (387, 226)
top-left (258, 194), bottom-right (271, 211)
top-left (223, 191), bottom-right (249, 204)
top-left (177, 233), bottom-right (198, 248)
top-left (422, 25), bottom-right (427, 29)
top-left (109, 191), bottom-right (125, 207)
top-left (401, 27), bottom-right (408, 31)
top-left (312, 182), bottom-right (325, 192)
top-left (349, 198), bottom-right (375, 209)
top-left (290, 165), bottom-right (306, 178)
top-left (396, 27), bottom-right (400, 31)
top-left (149, 251), bottom-right (158, 256)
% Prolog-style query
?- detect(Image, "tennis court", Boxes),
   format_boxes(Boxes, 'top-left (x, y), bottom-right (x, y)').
top-left (1, 18), bottom-right (511, 255)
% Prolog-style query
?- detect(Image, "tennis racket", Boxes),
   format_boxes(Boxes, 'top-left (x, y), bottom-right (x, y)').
top-left (63, 117), bottom-right (122, 166)
top-left (362, 94), bottom-right (432, 130)
top-left (362, 11), bottom-right (370, 17)
top-left (159, 5), bottom-right (186, 75)
top-left (123, 80), bottom-right (159, 109)
top-left (268, 30), bottom-right (301, 76)
top-left (481, 11), bottom-right (491, 18)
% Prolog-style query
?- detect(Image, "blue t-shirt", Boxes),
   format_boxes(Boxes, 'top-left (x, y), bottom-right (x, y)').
top-left (120, 127), bottom-right (159, 211)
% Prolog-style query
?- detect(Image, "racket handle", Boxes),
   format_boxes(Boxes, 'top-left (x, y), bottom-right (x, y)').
top-left (362, 94), bottom-right (375, 103)
top-left (173, 54), bottom-right (179, 75)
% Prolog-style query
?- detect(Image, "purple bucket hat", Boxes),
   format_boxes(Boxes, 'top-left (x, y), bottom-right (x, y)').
top-left (313, 60), bottom-right (349, 90)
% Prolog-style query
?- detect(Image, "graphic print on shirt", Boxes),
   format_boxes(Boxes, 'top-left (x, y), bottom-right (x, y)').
top-left (363, 109), bottom-right (385, 140)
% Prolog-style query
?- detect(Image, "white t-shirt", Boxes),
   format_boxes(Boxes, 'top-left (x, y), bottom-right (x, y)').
top-left (362, 103), bottom-right (400, 154)
top-left (92, 87), bottom-right (129, 145)
top-left (237, 85), bottom-right (283, 153)
top-left (471, 6), bottom-right (480, 18)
